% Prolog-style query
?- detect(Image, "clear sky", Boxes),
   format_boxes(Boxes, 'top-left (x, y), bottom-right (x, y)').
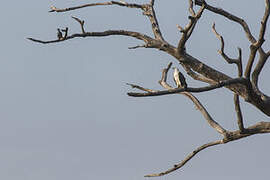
top-left (0, 0), bottom-right (269, 180)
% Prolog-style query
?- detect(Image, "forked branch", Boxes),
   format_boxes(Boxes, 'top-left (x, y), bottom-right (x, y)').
top-left (72, 16), bottom-right (85, 34)
top-left (159, 63), bottom-right (228, 135)
top-left (145, 120), bottom-right (270, 177)
top-left (212, 23), bottom-right (243, 76)
top-left (141, 63), bottom-right (270, 177)
top-left (244, 0), bottom-right (270, 79)
top-left (177, 0), bottom-right (206, 53)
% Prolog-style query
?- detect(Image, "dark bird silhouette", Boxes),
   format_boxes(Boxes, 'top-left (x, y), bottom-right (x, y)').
top-left (57, 28), bottom-right (63, 40)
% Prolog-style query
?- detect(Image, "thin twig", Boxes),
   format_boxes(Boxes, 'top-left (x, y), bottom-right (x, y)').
top-left (212, 23), bottom-right (240, 64)
top-left (126, 83), bottom-right (156, 93)
top-left (49, 1), bottom-right (143, 13)
top-left (128, 44), bottom-right (147, 49)
top-left (72, 16), bottom-right (85, 34)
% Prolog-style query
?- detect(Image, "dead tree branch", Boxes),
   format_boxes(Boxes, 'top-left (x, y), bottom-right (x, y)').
top-left (177, 0), bottom-right (206, 54)
top-left (212, 23), bottom-right (245, 132)
top-left (145, 120), bottom-right (270, 177)
top-left (28, 30), bottom-right (154, 45)
top-left (128, 77), bottom-right (251, 97)
top-left (145, 140), bottom-right (224, 177)
top-left (49, 1), bottom-right (143, 13)
top-left (29, 1), bottom-right (270, 115)
top-left (158, 63), bottom-right (228, 135)
top-left (212, 23), bottom-right (243, 75)
top-left (141, 64), bottom-right (269, 177)
top-left (71, 16), bottom-right (85, 34)
top-left (246, 0), bottom-right (270, 80)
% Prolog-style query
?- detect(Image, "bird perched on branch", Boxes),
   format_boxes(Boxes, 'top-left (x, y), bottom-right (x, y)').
top-left (57, 28), bottom-right (63, 40)
top-left (173, 67), bottom-right (187, 88)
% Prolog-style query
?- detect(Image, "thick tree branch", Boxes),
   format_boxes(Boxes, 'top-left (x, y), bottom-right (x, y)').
top-left (252, 52), bottom-right (270, 87)
top-left (234, 94), bottom-right (245, 132)
top-left (173, 47), bottom-right (270, 117)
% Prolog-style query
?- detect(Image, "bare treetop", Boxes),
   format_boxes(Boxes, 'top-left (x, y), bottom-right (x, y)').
top-left (28, 0), bottom-right (270, 178)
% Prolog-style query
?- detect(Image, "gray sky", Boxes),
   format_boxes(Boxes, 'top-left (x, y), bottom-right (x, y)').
top-left (0, 0), bottom-right (269, 179)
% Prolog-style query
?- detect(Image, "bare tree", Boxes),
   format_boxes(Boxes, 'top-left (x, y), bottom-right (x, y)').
top-left (28, 0), bottom-right (270, 177)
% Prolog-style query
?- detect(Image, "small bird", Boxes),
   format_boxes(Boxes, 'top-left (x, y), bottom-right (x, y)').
top-left (57, 28), bottom-right (63, 40)
top-left (173, 67), bottom-right (187, 88)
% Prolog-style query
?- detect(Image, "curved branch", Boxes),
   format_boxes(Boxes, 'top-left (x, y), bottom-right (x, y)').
top-left (145, 121), bottom-right (270, 177)
top-left (145, 140), bottom-right (224, 177)
top-left (212, 23), bottom-right (243, 77)
top-left (72, 16), bottom-right (85, 34)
